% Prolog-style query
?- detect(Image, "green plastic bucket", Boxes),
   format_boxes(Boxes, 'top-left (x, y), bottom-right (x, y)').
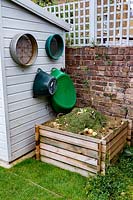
top-left (51, 68), bottom-right (76, 113)
top-left (33, 68), bottom-right (57, 97)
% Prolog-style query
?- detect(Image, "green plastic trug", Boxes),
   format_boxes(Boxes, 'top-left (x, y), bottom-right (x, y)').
top-left (51, 68), bottom-right (76, 113)
top-left (45, 34), bottom-right (64, 60)
top-left (33, 68), bottom-right (57, 97)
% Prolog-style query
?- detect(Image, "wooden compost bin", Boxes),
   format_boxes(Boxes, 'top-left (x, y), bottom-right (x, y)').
top-left (35, 120), bottom-right (131, 177)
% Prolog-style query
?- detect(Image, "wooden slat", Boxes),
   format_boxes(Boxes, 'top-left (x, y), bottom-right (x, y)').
top-left (102, 128), bottom-right (128, 153)
top-left (40, 149), bottom-right (97, 174)
top-left (40, 143), bottom-right (98, 166)
top-left (102, 127), bottom-right (128, 153)
top-left (102, 121), bottom-right (128, 144)
top-left (39, 125), bottom-right (101, 143)
top-left (98, 142), bottom-right (102, 173)
top-left (109, 142), bottom-right (126, 161)
top-left (40, 137), bottom-right (99, 159)
top-left (39, 129), bottom-right (99, 151)
top-left (108, 134), bottom-right (127, 156)
top-left (41, 156), bottom-right (94, 177)
top-left (35, 125), bottom-right (40, 160)
top-left (107, 128), bottom-right (128, 151)
top-left (101, 161), bottom-right (106, 173)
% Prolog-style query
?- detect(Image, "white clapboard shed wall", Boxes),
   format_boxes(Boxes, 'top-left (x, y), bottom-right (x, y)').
top-left (0, 0), bottom-right (70, 165)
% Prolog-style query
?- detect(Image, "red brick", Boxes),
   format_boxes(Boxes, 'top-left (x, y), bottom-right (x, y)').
top-left (107, 48), bottom-right (118, 55)
top-left (118, 48), bottom-right (125, 55)
top-left (129, 49), bottom-right (133, 55)
top-left (95, 81), bottom-right (107, 86)
top-left (91, 86), bottom-right (104, 91)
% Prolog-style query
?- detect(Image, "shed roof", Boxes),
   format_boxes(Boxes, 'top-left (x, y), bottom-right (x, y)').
top-left (10, 0), bottom-right (71, 31)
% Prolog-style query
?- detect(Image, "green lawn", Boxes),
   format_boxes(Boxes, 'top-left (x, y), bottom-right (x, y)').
top-left (0, 158), bottom-right (87, 200)
top-left (0, 147), bottom-right (132, 200)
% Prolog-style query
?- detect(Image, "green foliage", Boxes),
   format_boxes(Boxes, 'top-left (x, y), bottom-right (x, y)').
top-left (54, 107), bottom-right (107, 134)
top-left (31, 0), bottom-right (56, 7)
top-left (85, 147), bottom-right (133, 200)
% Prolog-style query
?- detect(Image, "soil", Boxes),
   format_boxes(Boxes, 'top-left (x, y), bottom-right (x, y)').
top-left (44, 107), bottom-right (124, 139)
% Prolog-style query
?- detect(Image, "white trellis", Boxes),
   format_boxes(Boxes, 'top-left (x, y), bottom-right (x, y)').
top-left (46, 0), bottom-right (133, 47)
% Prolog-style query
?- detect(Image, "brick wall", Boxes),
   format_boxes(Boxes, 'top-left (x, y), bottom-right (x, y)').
top-left (65, 46), bottom-right (133, 142)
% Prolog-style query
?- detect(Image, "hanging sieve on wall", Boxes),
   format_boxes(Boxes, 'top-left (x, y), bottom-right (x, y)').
top-left (45, 34), bottom-right (64, 60)
top-left (10, 33), bottom-right (38, 66)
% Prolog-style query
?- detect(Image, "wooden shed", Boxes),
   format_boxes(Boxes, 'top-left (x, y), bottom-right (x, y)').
top-left (0, 0), bottom-right (70, 166)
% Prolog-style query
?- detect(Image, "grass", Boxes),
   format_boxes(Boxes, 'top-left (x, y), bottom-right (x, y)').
top-left (0, 158), bottom-right (87, 200)
top-left (0, 147), bottom-right (132, 200)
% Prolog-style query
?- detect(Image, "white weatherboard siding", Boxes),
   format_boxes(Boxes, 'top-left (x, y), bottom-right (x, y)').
top-left (1, 0), bottom-right (65, 161)
top-left (0, 56), bottom-right (8, 162)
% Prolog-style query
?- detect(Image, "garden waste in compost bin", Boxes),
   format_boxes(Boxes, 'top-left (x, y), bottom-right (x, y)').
top-left (50, 68), bottom-right (76, 113)
top-left (45, 107), bottom-right (124, 139)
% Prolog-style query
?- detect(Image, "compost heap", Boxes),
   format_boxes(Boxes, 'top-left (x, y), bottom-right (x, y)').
top-left (45, 107), bottom-right (124, 139)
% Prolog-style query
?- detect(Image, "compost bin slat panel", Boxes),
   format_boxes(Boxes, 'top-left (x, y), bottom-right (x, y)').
top-left (102, 122), bottom-right (128, 143)
top-left (40, 143), bottom-right (98, 166)
top-left (39, 125), bottom-right (101, 143)
top-left (109, 138), bottom-right (127, 161)
top-left (39, 129), bottom-right (99, 151)
top-left (40, 137), bottom-right (99, 159)
top-left (40, 149), bottom-right (98, 174)
top-left (101, 133), bottom-right (128, 162)
top-left (41, 156), bottom-right (94, 177)
top-left (106, 127), bottom-right (128, 151)
top-left (101, 127), bottom-right (128, 153)
top-left (37, 121), bottom-right (129, 176)
top-left (108, 134), bottom-right (127, 156)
